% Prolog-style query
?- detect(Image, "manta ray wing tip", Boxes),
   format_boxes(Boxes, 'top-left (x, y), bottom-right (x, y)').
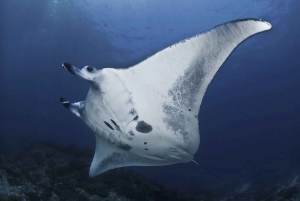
top-left (235, 18), bottom-right (272, 30)
top-left (266, 21), bottom-right (272, 29)
top-left (259, 19), bottom-right (272, 30)
top-left (259, 19), bottom-right (272, 29)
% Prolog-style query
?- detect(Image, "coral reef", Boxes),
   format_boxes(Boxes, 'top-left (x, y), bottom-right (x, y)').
top-left (0, 141), bottom-right (299, 201)
top-left (0, 141), bottom-right (188, 201)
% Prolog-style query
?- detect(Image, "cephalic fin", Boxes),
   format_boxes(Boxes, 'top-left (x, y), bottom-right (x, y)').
top-left (62, 63), bottom-right (96, 81)
top-left (59, 97), bottom-right (84, 118)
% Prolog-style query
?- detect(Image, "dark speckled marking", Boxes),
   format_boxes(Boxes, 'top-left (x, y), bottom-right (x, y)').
top-left (129, 108), bottom-right (136, 115)
top-left (117, 143), bottom-right (132, 151)
top-left (188, 109), bottom-right (191, 111)
top-left (145, 148), bottom-right (148, 151)
top-left (136, 121), bottom-right (153, 133)
top-left (144, 142), bottom-right (147, 145)
top-left (128, 131), bottom-right (135, 136)
top-left (127, 98), bottom-right (133, 104)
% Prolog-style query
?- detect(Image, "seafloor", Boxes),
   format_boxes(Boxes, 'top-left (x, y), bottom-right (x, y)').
top-left (0, 141), bottom-right (299, 201)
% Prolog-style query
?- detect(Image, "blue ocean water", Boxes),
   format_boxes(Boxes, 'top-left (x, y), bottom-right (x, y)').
top-left (0, 0), bottom-right (299, 198)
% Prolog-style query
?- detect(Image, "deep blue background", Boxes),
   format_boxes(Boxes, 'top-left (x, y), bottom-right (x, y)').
top-left (1, 0), bottom-right (299, 192)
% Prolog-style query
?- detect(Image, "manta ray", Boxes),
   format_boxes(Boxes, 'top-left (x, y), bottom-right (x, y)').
top-left (60, 19), bottom-right (272, 177)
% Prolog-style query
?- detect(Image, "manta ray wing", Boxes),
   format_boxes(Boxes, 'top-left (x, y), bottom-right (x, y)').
top-left (112, 19), bottom-right (271, 154)
top-left (121, 19), bottom-right (271, 116)
top-left (61, 19), bottom-right (272, 176)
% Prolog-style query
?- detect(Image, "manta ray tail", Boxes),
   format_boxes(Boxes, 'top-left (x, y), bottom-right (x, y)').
top-left (192, 160), bottom-right (220, 180)
top-left (59, 97), bottom-right (84, 118)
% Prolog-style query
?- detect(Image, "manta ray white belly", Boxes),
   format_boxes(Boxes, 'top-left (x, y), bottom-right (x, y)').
top-left (60, 19), bottom-right (272, 177)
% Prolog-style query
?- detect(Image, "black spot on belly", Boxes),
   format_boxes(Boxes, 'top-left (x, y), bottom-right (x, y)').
top-left (117, 143), bottom-right (132, 151)
top-left (129, 131), bottom-right (135, 136)
top-left (188, 109), bottom-right (191, 111)
top-left (145, 148), bottom-right (148, 151)
top-left (136, 121), bottom-right (152, 133)
top-left (104, 121), bottom-right (114, 130)
top-left (144, 142), bottom-right (147, 145)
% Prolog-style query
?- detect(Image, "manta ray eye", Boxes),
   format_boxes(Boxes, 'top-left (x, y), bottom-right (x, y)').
top-left (104, 121), bottom-right (114, 130)
top-left (86, 66), bottom-right (94, 72)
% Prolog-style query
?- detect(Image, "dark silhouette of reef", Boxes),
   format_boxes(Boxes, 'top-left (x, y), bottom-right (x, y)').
top-left (0, 141), bottom-right (191, 201)
top-left (0, 140), bottom-right (299, 201)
